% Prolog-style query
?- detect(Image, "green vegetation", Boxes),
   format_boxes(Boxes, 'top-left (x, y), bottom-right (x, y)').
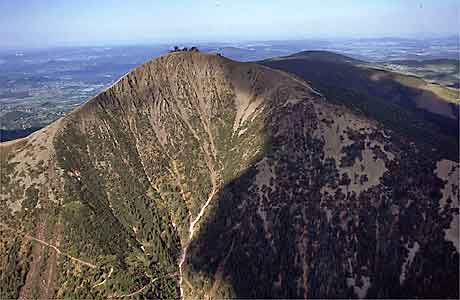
top-left (54, 116), bottom-right (180, 298)
top-left (23, 185), bottom-right (39, 209)
top-left (392, 74), bottom-right (459, 103)
top-left (0, 235), bottom-right (31, 300)
top-left (381, 59), bottom-right (460, 89)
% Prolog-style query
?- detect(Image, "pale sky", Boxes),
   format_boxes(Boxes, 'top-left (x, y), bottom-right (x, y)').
top-left (1, 0), bottom-right (459, 48)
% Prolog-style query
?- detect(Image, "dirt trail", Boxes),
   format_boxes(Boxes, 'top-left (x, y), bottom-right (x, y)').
top-left (40, 223), bottom-right (63, 299)
top-left (0, 223), bottom-right (97, 269)
top-left (18, 218), bottom-right (46, 300)
top-left (93, 267), bottom-right (114, 288)
top-left (111, 272), bottom-right (178, 298)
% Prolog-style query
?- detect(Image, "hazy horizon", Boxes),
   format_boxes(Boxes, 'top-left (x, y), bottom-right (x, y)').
top-left (1, 0), bottom-right (459, 48)
top-left (1, 36), bottom-right (459, 54)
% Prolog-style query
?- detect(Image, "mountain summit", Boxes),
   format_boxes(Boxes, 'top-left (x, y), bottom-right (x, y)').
top-left (1, 52), bottom-right (458, 299)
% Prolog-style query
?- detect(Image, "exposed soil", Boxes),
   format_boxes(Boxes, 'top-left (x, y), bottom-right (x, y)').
top-left (18, 216), bottom-right (46, 300)
top-left (40, 223), bottom-right (63, 300)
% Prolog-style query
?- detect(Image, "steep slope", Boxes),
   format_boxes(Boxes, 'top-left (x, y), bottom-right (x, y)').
top-left (1, 52), bottom-right (458, 299)
top-left (260, 50), bottom-right (459, 161)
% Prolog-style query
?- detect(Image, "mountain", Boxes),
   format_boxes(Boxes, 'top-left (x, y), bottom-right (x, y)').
top-left (1, 51), bottom-right (458, 299)
top-left (260, 50), bottom-right (459, 161)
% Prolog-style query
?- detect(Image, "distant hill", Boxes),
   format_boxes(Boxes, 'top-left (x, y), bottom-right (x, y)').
top-left (260, 51), bottom-right (459, 161)
top-left (273, 50), bottom-right (365, 64)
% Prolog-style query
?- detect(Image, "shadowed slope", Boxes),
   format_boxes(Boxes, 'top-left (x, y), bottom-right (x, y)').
top-left (186, 86), bottom-right (459, 299)
top-left (260, 51), bottom-right (459, 161)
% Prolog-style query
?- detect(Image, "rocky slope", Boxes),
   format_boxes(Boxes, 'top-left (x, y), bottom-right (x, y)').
top-left (1, 51), bottom-right (458, 299)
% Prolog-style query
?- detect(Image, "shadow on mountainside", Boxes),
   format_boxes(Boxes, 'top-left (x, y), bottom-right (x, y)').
top-left (259, 57), bottom-right (459, 162)
top-left (183, 94), bottom-right (459, 299)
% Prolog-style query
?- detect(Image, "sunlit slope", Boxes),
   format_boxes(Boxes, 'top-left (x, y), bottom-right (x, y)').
top-left (380, 58), bottom-right (460, 89)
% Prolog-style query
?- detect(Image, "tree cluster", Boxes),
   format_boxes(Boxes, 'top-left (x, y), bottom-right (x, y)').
top-left (169, 46), bottom-right (200, 53)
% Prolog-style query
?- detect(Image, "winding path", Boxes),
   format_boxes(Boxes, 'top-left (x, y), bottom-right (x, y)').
top-left (0, 222), bottom-right (97, 269)
top-left (93, 267), bottom-right (114, 288)
top-left (110, 272), bottom-right (179, 298)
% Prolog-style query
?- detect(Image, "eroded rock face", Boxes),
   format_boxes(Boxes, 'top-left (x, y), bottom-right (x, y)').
top-left (0, 52), bottom-right (458, 299)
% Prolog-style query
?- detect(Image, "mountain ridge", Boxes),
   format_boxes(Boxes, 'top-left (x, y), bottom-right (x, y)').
top-left (259, 50), bottom-right (459, 161)
top-left (1, 51), bottom-right (458, 299)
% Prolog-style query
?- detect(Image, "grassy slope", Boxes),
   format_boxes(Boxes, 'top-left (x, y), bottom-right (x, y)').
top-left (381, 59), bottom-right (460, 88)
top-left (391, 73), bottom-right (459, 103)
